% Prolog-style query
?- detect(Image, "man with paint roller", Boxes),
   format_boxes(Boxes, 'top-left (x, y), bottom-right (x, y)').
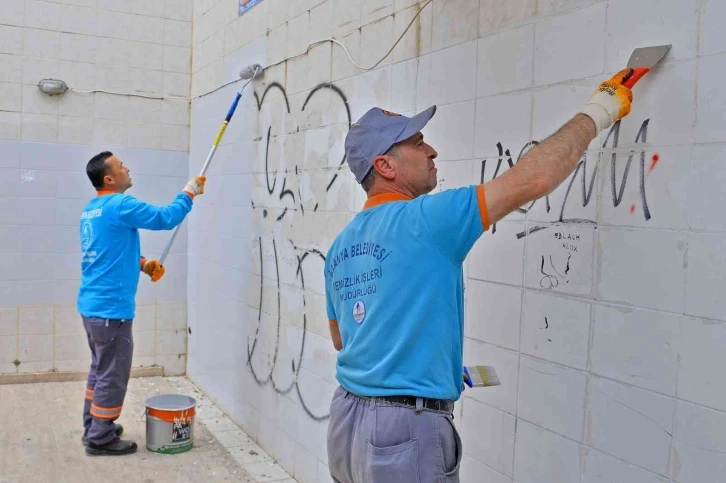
top-left (77, 151), bottom-right (205, 456)
top-left (324, 68), bottom-right (639, 481)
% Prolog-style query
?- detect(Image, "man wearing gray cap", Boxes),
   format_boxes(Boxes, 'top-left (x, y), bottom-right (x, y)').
top-left (323, 69), bottom-right (636, 482)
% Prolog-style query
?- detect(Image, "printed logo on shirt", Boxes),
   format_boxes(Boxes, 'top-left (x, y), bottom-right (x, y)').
top-left (81, 220), bottom-right (94, 251)
top-left (353, 300), bottom-right (366, 324)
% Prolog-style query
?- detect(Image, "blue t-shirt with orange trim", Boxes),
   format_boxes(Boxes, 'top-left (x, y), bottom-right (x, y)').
top-left (324, 185), bottom-right (489, 401)
top-left (77, 190), bottom-right (193, 320)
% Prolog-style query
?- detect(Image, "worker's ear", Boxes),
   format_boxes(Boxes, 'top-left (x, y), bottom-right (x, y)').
top-left (371, 155), bottom-right (395, 181)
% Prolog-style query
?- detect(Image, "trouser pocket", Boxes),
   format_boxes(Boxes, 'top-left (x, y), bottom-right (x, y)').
top-left (365, 438), bottom-right (420, 483)
top-left (438, 415), bottom-right (463, 478)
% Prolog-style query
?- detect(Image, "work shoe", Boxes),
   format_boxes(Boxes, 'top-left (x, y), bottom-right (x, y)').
top-left (81, 424), bottom-right (123, 446)
top-left (85, 437), bottom-right (137, 457)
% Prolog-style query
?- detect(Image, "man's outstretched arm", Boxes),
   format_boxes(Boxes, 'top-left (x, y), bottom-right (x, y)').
top-left (484, 69), bottom-right (634, 227)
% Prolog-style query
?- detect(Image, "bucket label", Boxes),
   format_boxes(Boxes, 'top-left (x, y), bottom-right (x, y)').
top-left (172, 416), bottom-right (192, 442)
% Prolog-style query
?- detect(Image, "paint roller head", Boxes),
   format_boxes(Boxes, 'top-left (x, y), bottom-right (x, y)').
top-left (239, 63), bottom-right (264, 80)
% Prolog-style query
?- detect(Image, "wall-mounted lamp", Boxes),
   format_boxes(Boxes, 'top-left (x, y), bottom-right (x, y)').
top-left (38, 79), bottom-right (68, 95)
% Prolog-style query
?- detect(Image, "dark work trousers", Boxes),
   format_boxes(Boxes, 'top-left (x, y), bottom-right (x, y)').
top-left (82, 316), bottom-right (134, 445)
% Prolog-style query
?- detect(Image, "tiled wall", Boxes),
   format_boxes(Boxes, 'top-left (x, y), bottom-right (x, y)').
top-left (0, 1), bottom-right (195, 375)
top-left (186, 0), bottom-right (726, 482)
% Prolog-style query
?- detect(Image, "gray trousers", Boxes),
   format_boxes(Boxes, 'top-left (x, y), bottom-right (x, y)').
top-left (327, 386), bottom-right (462, 483)
top-left (82, 317), bottom-right (134, 445)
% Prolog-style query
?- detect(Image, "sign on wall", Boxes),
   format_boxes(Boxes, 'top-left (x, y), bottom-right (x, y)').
top-left (239, 0), bottom-right (263, 15)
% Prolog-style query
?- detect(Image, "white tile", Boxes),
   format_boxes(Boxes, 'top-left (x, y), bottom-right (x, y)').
top-left (533, 3), bottom-right (606, 86)
top-left (532, 78), bottom-right (603, 151)
top-left (0, 112), bottom-right (21, 140)
top-left (687, 144), bottom-right (726, 232)
top-left (670, 399), bottom-right (726, 483)
top-left (155, 328), bottom-right (187, 355)
top-left (460, 455), bottom-right (511, 483)
top-left (467, 221), bottom-right (525, 286)
top-left (18, 334), bottom-right (53, 362)
top-left (0, 82), bottom-right (21, 112)
top-left (480, 0), bottom-right (536, 36)
top-left (679, 316), bottom-right (726, 412)
top-left (422, 100), bottom-right (475, 162)
top-left (163, 45), bottom-right (192, 74)
top-left (465, 279), bottom-right (521, 351)
top-left (166, 0), bottom-right (193, 22)
top-left (513, 420), bottom-right (582, 483)
top-left (24, 0), bottom-right (62, 30)
top-left (17, 360), bottom-right (53, 373)
top-left (585, 377), bottom-right (674, 475)
top-left (60, 33), bottom-right (97, 64)
top-left (21, 114), bottom-right (57, 143)
top-left (18, 307), bottom-right (53, 335)
top-left (477, 24), bottom-right (534, 98)
top-left (523, 224), bottom-right (595, 296)
top-left (684, 233), bottom-right (726, 321)
top-left (595, 227), bottom-right (687, 313)
top-left (0, 26), bottom-right (23, 55)
top-left (0, 336), bottom-right (17, 363)
top-left (463, 338), bottom-right (519, 414)
top-left (157, 302), bottom-right (187, 330)
top-left (599, 145), bottom-right (691, 231)
top-left (428, 40), bottom-right (477, 106)
top-left (61, 5), bottom-right (97, 36)
top-left (160, 123), bottom-right (189, 151)
top-left (0, 308), bottom-right (16, 337)
top-left (521, 291), bottom-right (591, 370)
top-left (245, 460), bottom-right (293, 483)
top-left (696, 53), bottom-right (726, 143)
top-left (0, 54), bottom-right (22, 83)
top-left (591, 303), bottom-right (680, 396)
top-left (92, 119), bottom-right (126, 147)
top-left (517, 356), bottom-right (587, 441)
top-left (58, 116), bottom-right (94, 145)
top-left (59, 61), bottom-right (96, 91)
top-left (54, 333), bottom-right (88, 361)
top-left (358, 15), bottom-right (393, 71)
top-left (22, 56), bottom-right (60, 86)
top-left (390, 5), bottom-right (419, 63)
top-left (156, 354), bottom-right (186, 376)
top-left (133, 330), bottom-right (155, 357)
top-left (431, 0), bottom-right (479, 51)
top-left (164, 19), bottom-right (191, 47)
top-left (22, 85), bottom-right (59, 115)
top-left (23, 29), bottom-right (60, 59)
top-left (474, 90), bottom-right (532, 159)
top-left (701, 0), bottom-right (726, 56)
top-left (616, 61), bottom-right (697, 148)
top-left (581, 447), bottom-right (668, 483)
top-left (0, 0), bottom-right (24, 26)
top-left (605, 0), bottom-right (697, 73)
top-left (459, 398), bottom-right (516, 476)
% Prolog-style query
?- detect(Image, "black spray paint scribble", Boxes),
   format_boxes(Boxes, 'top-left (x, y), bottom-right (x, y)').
top-left (247, 82), bottom-right (351, 421)
top-left (479, 119), bottom-right (653, 238)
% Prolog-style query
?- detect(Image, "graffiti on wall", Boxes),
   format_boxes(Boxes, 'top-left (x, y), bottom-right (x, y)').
top-left (247, 81), bottom-right (351, 421)
top-left (244, 73), bottom-right (660, 419)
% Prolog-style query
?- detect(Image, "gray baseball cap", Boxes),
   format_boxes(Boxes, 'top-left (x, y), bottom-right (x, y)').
top-left (344, 106), bottom-right (437, 183)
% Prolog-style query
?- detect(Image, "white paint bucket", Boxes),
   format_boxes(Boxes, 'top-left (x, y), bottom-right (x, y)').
top-left (145, 394), bottom-right (196, 454)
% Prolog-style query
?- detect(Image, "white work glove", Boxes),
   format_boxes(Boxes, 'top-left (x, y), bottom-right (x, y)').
top-left (579, 69), bottom-right (634, 135)
top-left (183, 175), bottom-right (206, 198)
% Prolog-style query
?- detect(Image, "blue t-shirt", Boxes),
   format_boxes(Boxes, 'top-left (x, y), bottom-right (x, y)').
top-left (77, 191), bottom-right (193, 320)
top-left (324, 185), bottom-right (490, 401)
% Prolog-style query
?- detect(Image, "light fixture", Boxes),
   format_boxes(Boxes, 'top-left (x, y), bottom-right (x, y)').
top-left (38, 79), bottom-right (68, 95)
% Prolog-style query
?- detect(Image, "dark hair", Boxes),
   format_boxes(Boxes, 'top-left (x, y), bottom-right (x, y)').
top-left (86, 151), bottom-right (113, 189)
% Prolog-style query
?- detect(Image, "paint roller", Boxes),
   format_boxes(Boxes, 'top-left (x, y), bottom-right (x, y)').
top-left (158, 63), bottom-right (265, 265)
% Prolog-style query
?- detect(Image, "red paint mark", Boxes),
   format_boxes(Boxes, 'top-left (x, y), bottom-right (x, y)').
top-left (649, 153), bottom-right (660, 173)
top-left (630, 204), bottom-right (636, 214)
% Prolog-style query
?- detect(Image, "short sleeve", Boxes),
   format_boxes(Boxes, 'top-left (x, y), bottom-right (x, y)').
top-left (419, 185), bottom-right (490, 263)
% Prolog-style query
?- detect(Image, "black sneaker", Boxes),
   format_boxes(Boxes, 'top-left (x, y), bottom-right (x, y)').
top-left (82, 424), bottom-right (124, 446)
top-left (85, 437), bottom-right (137, 456)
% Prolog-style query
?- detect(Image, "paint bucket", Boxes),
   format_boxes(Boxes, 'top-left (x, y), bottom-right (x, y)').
top-left (144, 394), bottom-right (196, 454)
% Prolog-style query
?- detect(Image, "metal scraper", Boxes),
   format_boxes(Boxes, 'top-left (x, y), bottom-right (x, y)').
top-left (622, 44), bottom-right (672, 89)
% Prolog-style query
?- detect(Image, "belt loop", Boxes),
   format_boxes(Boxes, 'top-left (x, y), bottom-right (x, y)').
top-left (415, 397), bottom-right (423, 413)
top-left (105, 319), bottom-right (109, 327)
top-left (370, 397), bottom-right (376, 410)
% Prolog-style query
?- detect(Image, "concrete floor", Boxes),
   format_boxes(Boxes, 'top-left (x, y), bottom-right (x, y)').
top-left (0, 376), bottom-right (297, 483)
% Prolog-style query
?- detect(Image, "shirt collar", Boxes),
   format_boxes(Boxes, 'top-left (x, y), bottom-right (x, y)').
top-left (97, 190), bottom-right (115, 196)
top-left (362, 192), bottom-right (412, 210)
